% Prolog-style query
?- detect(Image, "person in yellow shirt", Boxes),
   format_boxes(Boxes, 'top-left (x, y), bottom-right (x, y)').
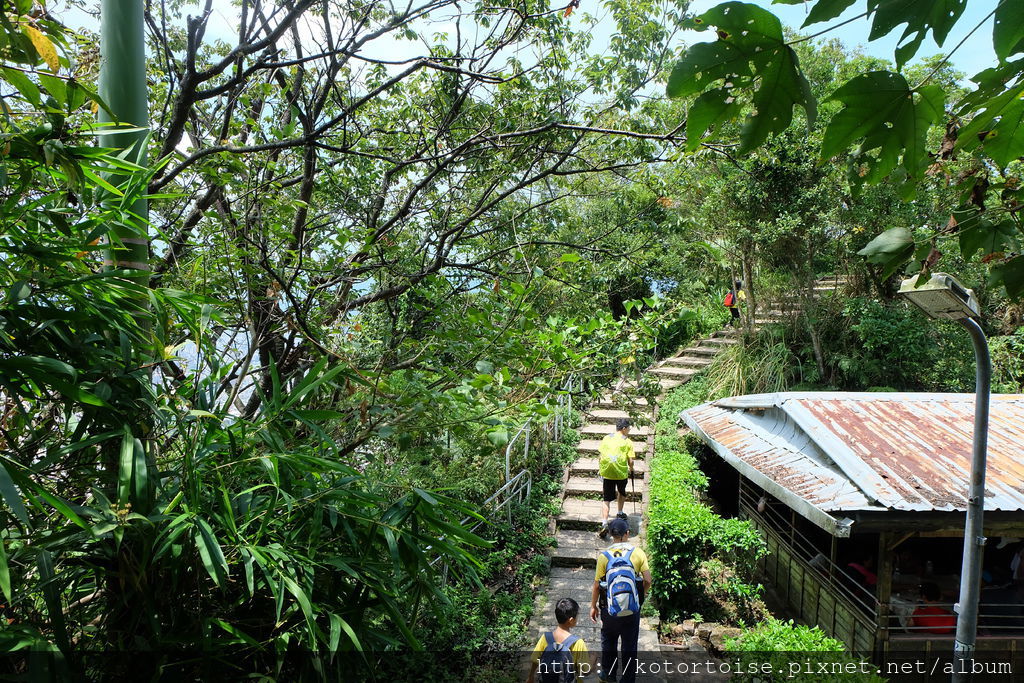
top-left (588, 518), bottom-right (652, 683)
top-left (725, 280), bottom-right (746, 327)
top-left (526, 598), bottom-right (593, 682)
top-left (598, 418), bottom-right (635, 539)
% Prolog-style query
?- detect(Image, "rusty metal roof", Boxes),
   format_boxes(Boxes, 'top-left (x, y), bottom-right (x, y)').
top-left (682, 392), bottom-right (1024, 533)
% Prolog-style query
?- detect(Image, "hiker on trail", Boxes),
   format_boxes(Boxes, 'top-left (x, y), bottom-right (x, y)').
top-left (527, 597), bottom-right (593, 682)
top-left (589, 518), bottom-right (652, 683)
top-left (724, 280), bottom-right (745, 327)
top-left (597, 418), bottom-right (635, 540)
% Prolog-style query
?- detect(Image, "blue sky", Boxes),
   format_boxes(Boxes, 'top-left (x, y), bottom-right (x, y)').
top-left (685, 0), bottom-right (998, 78)
top-left (60, 1), bottom-right (1000, 80)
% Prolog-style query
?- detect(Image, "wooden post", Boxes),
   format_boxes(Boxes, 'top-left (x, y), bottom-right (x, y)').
top-left (876, 531), bottom-right (894, 660)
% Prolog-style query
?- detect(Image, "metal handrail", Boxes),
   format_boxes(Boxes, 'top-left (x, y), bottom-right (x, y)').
top-left (433, 373), bottom-right (581, 579)
top-left (504, 421), bottom-right (531, 485)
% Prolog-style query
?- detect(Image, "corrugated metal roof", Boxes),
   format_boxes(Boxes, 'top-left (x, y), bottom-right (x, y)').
top-left (682, 392), bottom-right (1024, 522)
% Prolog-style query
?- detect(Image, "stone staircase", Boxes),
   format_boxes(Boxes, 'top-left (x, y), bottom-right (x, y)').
top-left (754, 274), bottom-right (849, 326)
top-left (523, 275), bottom-right (850, 678)
top-left (525, 328), bottom-right (746, 680)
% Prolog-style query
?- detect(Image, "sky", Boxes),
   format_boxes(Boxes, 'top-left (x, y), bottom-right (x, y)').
top-left (58, 0), bottom-right (1000, 81)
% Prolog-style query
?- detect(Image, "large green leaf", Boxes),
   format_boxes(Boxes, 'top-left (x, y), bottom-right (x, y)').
top-left (994, 1), bottom-right (1024, 62)
top-left (741, 45), bottom-right (816, 152)
top-left (857, 226), bottom-right (915, 278)
top-left (990, 256), bottom-right (1024, 300)
top-left (957, 81), bottom-right (1024, 169)
top-left (667, 2), bottom-right (814, 153)
top-left (667, 41), bottom-right (754, 98)
top-left (959, 218), bottom-right (1018, 260)
top-left (868, 0), bottom-right (967, 66)
top-left (772, 0), bottom-right (857, 27)
top-left (685, 88), bottom-right (740, 151)
top-left (822, 72), bottom-right (943, 187)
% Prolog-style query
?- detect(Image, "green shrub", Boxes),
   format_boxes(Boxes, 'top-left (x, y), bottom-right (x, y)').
top-left (647, 377), bottom-right (768, 623)
top-left (724, 618), bottom-right (885, 682)
top-left (778, 296), bottom-right (975, 391)
top-left (726, 617), bottom-right (846, 652)
top-left (991, 328), bottom-right (1024, 393)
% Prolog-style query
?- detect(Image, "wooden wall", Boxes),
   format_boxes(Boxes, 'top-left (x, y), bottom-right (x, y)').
top-left (745, 504), bottom-right (876, 654)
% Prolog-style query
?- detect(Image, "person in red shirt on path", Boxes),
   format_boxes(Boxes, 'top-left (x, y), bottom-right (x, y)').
top-left (911, 582), bottom-right (956, 634)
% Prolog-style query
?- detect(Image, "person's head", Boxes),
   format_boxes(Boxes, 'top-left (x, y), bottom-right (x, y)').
top-left (608, 517), bottom-right (630, 540)
top-left (555, 597), bottom-right (579, 627)
top-left (921, 582), bottom-right (941, 602)
top-left (734, 280), bottom-right (742, 290)
top-left (615, 417), bottom-right (631, 434)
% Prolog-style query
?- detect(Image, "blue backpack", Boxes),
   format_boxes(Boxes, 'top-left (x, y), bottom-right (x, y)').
top-left (603, 547), bottom-right (641, 617)
top-left (538, 631), bottom-right (580, 683)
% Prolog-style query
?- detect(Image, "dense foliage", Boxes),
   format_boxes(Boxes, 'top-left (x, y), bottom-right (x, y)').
top-left (647, 376), bottom-right (767, 624)
top-left (724, 617), bottom-right (885, 683)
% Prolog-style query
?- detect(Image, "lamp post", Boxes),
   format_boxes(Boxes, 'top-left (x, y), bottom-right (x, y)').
top-left (898, 273), bottom-right (990, 682)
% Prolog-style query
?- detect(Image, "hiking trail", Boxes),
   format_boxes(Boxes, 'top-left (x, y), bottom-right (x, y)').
top-left (525, 275), bottom-right (846, 679)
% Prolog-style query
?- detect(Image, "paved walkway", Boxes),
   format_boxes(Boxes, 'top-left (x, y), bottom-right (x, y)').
top-left (525, 329), bottom-right (741, 681)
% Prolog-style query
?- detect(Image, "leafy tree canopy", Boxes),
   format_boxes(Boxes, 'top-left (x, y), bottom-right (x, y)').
top-left (667, 0), bottom-right (1024, 297)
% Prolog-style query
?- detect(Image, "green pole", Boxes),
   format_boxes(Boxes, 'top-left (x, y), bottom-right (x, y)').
top-left (98, 0), bottom-right (149, 287)
top-left (97, 0), bottom-right (155, 511)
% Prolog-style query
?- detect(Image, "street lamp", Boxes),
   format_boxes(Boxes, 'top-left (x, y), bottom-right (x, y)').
top-left (899, 272), bottom-right (990, 682)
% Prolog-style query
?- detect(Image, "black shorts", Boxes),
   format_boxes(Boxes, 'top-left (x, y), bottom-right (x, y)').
top-left (602, 477), bottom-right (627, 501)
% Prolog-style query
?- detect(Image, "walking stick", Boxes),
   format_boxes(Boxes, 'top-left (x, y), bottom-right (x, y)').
top-left (631, 470), bottom-right (637, 515)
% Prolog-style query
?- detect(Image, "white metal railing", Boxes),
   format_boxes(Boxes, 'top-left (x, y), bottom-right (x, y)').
top-left (433, 373), bottom-right (583, 579)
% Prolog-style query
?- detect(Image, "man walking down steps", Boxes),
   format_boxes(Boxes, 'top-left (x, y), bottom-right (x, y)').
top-left (597, 418), bottom-right (636, 540)
top-left (590, 517), bottom-right (652, 683)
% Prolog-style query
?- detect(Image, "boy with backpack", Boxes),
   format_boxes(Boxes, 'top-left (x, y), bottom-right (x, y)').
top-left (589, 518), bottom-right (652, 683)
top-left (527, 598), bottom-right (592, 682)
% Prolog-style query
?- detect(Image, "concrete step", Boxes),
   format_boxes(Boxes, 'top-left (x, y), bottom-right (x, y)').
top-left (565, 476), bottom-right (644, 502)
top-left (577, 439), bottom-right (649, 456)
top-left (570, 458), bottom-right (647, 477)
top-left (579, 423), bottom-right (653, 437)
top-left (595, 395), bottom-right (650, 410)
top-left (657, 378), bottom-right (684, 392)
top-left (699, 336), bottom-right (738, 347)
top-left (659, 356), bottom-right (713, 368)
top-left (558, 498), bottom-right (642, 532)
top-left (677, 346), bottom-right (720, 358)
top-left (584, 408), bottom-right (632, 423)
top-left (649, 366), bottom-right (699, 379)
top-left (551, 529), bottom-right (621, 567)
top-left (550, 565), bottom-right (596, 581)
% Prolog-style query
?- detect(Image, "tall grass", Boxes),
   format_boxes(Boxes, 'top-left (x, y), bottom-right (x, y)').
top-left (704, 341), bottom-right (798, 398)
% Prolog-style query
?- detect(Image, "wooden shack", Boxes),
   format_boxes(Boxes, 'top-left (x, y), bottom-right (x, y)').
top-left (682, 392), bottom-right (1024, 660)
